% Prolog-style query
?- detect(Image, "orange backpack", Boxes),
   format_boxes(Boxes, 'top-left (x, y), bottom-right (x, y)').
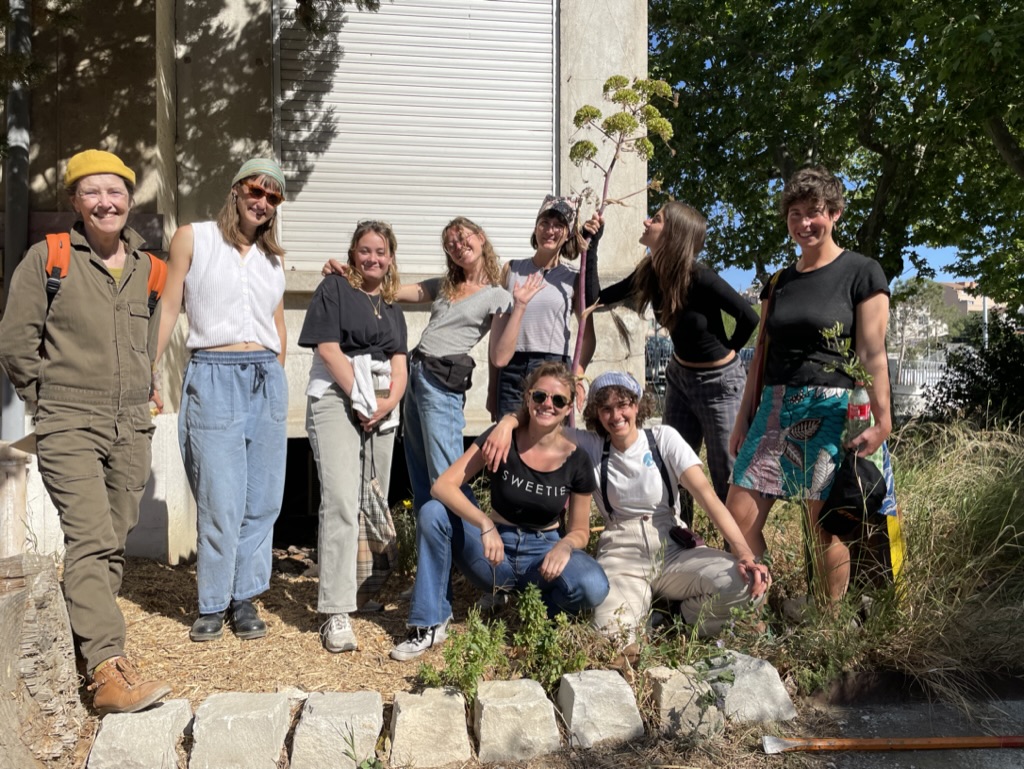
top-left (44, 232), bottom-right (167, 316)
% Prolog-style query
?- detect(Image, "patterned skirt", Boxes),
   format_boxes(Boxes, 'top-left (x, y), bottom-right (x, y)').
top-left (731, 384), bottom-right (849, 501)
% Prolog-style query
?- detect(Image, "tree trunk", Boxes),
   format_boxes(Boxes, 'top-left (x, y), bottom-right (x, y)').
top-left (0, 554), bottom-right (87, 769)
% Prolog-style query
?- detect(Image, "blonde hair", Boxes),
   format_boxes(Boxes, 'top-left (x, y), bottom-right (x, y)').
top-left (630, 201), bottom-right (706, 331)
top-left (439, 217), bottom-right (502, 301)
top-left (216, 174), bottom-right (285, 259)
top-left (345, 220), bottom-right (401, 304)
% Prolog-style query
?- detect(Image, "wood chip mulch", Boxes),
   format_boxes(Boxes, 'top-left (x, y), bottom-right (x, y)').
top-left (116, 550), bottom-right (474, 707)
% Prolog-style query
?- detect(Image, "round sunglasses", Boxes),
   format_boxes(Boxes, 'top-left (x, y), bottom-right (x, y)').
top-left (241, 181), bottom-right (283, 207)
top-left (529, 389), bottom-right (571, 410)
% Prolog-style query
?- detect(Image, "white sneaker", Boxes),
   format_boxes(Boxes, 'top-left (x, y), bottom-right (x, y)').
top-left (321, 613), bottom-right (358, 653)
top-left (389, 618), bottom-right (450, 661)
top-left (475, 591), bottom-right (512, 613)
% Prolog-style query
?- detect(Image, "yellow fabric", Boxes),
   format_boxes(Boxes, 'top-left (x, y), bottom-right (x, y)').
top-left (887, 510), bottom-right (905, 585)
top-left (108, 267), bottom-right (124, 285)
top-left (64, 149), bottom-right (136, 187)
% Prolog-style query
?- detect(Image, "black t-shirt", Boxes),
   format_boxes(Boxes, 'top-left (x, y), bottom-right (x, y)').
top-left (298, 274), bottom-right (408, 361)
top-left (598, 263), bottom-right (759, 362)
top-left (762, 250), bottom-right (889, 387)
top-left (474, 425), bottom-right (596, 530)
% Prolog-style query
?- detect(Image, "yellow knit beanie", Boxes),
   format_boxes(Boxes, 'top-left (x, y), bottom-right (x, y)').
top-left (63, 149), bottom-right (136, 188)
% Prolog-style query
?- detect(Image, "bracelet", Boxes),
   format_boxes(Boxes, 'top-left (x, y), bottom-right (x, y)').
top-left (480, 526), bottom-right (495, 536)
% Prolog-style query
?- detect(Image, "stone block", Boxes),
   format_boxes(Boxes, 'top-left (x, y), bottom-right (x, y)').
top-left (88, 699), bottom-right (193, 769)
top-left (556, 670), bottom-right (644, 749)
top-left (473, 679), bottom-right (561, 763)
top-left (291, 691), bottom-right (383, 769)
top-left (188, 692), bottom-right (291, 769)
top-left (646, 666), bottom-right (723, 741)
top-left (705, 650), bottom-right (797, 723)
top-left (389, 687), bottom-right (472, 768)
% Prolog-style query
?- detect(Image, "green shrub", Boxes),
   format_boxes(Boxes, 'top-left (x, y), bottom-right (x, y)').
top-left (511, 584), bottom-right (592, 691)
top-left (417, 608), bottom-right (508, 702)
top-left (927, 311), bottom-right (1024, 427)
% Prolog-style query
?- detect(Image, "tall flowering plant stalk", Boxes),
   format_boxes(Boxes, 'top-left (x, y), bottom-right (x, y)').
top-left (568, 75), bottom-right (674, 374)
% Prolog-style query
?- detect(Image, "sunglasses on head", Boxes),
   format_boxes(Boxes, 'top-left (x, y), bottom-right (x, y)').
top-left (530, 389), bottom-right (571, 409)
top-left (241, 181), bottom-right (283, 206)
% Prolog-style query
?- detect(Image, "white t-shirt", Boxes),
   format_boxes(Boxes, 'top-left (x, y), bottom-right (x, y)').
top-left (567, 425), bottom-right (701, 525)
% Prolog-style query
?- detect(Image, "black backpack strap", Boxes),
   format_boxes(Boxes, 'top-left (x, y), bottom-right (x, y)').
top-left (603, 430), bottom-right (678, 520)
top-left (600, 437), bottom-right (616, 520)
top-left (645, 428), bottom-right (677, 509)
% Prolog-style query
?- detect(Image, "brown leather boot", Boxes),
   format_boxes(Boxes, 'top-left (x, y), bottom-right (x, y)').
top-left (89, 656), bottom-right (171, 716)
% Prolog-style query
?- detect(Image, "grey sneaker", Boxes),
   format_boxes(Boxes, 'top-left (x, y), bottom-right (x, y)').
top-left (321, 613), bottom-right (358, 653)
top-left (390, 618), bottom-right (450, 661)
top-left (475, 591), bottom-right (512, 613)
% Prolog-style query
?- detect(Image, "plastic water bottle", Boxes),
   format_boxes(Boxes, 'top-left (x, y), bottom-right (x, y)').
top-left (845, 381), bottom-right (871, 441)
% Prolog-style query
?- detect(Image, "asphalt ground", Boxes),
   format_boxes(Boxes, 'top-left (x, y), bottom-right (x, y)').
top-left (806, 699), bottom-right (1024, 769)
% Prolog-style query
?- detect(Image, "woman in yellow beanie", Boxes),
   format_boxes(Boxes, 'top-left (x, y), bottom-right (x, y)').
top-left (0, 149), bottom-right (171, 714)
top-left (157, 158), bottom-right (288, 643)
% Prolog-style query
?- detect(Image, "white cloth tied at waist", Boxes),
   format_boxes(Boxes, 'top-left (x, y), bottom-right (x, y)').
top-left (306, 350), bottom-right (399, 432)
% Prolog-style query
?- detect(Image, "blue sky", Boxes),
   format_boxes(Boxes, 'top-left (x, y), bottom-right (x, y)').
top-left (717, 246), bottom-right (965, 291)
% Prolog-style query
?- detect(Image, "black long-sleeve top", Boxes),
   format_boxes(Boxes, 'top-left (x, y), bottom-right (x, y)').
top-left (598, 264), bottom-right (759, 363)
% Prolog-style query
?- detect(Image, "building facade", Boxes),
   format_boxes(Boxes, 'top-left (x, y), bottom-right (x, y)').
top-left (2, 0), bottom-right (650, 562)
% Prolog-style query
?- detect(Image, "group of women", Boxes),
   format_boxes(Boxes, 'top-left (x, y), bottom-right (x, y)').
top-left (379, 164), bottom-right (891, 659)
top-left (0, 145), bottom-right (891, 714)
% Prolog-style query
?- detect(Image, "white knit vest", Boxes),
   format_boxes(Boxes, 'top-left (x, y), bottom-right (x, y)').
top-left (184, 221), bottom-right (286, 352)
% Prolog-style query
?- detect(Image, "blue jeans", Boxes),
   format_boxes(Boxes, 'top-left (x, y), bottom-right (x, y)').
top-left (496, 351), bottom-right (569, 419)
top-left (408, 499), bottom-right (609, 627)
top-left (179, 350), bottom-right (287, 614)
top-left (403, 359), bottom-right (477, 513)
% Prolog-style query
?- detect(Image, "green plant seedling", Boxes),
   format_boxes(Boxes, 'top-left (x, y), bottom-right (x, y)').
top-left (821, 321), bottom-right (874, 385)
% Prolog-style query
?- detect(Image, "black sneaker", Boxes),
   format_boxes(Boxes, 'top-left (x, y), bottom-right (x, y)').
top-left (190, 611), bottom-right (225, 642)
top-left (230, 600), bottom-right (267, 640)
top-left (389, 618), bottom-right (450, 661)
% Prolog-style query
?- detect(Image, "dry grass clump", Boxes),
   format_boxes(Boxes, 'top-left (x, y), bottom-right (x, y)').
top-left (874, 423), bottom-right (1024, 687)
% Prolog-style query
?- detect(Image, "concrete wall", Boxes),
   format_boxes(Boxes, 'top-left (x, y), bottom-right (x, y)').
top-left (559, 0), bottom-right (650, 385)
top-left (173, 0), bottom-right (276, 225)
top-left (0, 0), bottom-right (160, 216)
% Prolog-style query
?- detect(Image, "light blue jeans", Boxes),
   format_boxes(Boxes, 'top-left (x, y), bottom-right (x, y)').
top-left (179, 350), bottom-right (287, 614)
top-left (403, 359), bottom-right (476, 513)
top-left (403, 359), bottom-right (478, 622)
top-left (408, 499), bottom-right (610, 627)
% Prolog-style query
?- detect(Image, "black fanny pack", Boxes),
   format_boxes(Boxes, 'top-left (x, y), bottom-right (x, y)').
top-left (415, 349), bottom-right (476, 393)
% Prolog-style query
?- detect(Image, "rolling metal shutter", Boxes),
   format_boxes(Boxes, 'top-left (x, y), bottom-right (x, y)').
top-left (276, 0), bottom-right (556, 273)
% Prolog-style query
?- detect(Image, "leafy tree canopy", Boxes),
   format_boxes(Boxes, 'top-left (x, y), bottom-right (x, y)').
top-left (649, 0), bottom-right (1024, 304)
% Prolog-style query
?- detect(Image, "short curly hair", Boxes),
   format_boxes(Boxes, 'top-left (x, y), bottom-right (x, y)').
top-left (582, 385), bottom-right (655, 437)
top-left (780, 165), bottom-right (845, 218)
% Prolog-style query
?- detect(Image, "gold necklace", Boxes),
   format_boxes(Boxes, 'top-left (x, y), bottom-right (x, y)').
top-left (363, 290), bottom-right (382, 318)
